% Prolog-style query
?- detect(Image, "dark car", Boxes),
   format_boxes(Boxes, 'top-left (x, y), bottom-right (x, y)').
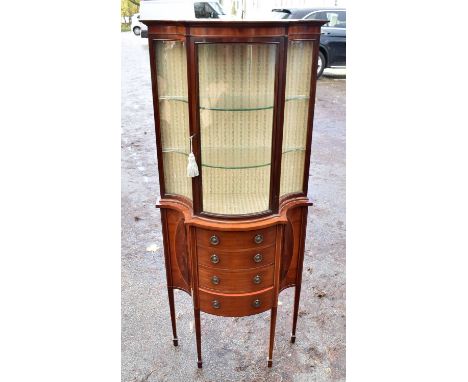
top-left (271, 8), bottom-right (346, 78)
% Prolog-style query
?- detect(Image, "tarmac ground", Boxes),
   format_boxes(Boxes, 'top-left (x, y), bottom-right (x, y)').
top-left (121, 32), bottom-right (345, 382)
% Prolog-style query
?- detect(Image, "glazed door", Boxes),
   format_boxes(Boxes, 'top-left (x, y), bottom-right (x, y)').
top-left (280, 39), bottom-right (316, 197)
top-left (194, 40), bottom-right (282, 217)
top-left (152, 39), bottom-right (192, 201)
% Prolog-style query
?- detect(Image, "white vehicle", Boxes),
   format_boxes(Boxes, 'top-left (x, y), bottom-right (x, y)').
top-left (130, 13), bottom-right (142, 36)
top-left (139, 0), bottom-right (227, 37)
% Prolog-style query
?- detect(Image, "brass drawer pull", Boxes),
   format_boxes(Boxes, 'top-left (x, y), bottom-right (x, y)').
top-left (253, 253), bottom-right (263, 263)
top-left (252, 299), bottom-right (261, 308)
top-left (211, 275), bottom-right (220, 285)
top-left (254, 234), bottom-right (263, 244)
top-left (210, 235), bottom-right (220, 245)
top-left (212, 300), bottom-right (221, 309)
top-left (210, 254), bottom-right (219, 264)
top-left (253, 275), bottom-right (262, 284)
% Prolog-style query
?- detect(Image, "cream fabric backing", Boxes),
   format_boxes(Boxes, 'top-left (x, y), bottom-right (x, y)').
top-left (280, 41), bottom-right (314, 196)
top-left (156, 41), bottom-right (192, 200)
top-left (198, 43), bottom-right (277, 215)
top-left (154, 40), bottom-right (313, 212)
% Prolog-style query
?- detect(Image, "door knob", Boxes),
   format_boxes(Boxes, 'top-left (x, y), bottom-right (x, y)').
top-left (211, 275), bottom-right (220, 285)
top-left (210, 235), bottom-right (220, 245)
top-left (254, 234), bottom-right (263, 244)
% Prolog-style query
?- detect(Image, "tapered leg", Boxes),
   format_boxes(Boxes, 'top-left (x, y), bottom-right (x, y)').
top-left (268, 307), bottom-right (278, 367)
top-left (194, 308), bottom-right (202, 368)
top-left (291, 285), bottom-right (302, 343)
top-left (167, 287), bottom-right (178, 346)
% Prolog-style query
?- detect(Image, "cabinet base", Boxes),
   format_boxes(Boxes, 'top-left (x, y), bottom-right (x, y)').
top-left (157, 197), bottom-right (311, 368)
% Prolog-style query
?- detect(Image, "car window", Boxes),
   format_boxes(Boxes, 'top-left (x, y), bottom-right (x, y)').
top-left (195, 2), bottom-right (219, 18)
top-left (330, 11), bottom-right (346, 28)
top-left (208, 2), bottom-right (225, 15)
top-left (306, 10), bottom-right (346, 28)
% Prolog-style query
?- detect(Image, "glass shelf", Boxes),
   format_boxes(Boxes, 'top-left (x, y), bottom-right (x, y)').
top-left (161, 146), bottom-right (306, 169)
top-left (159, 95), bottom-right (309, 111)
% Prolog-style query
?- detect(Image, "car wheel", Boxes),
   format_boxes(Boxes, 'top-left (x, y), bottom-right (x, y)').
top-left (317, 51), bottom-right (326, 79)
top-left (133, 26), bottom-right (141, 36)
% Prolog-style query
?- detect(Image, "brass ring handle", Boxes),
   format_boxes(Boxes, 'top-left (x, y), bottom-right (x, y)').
top-left (254, 234), bottom-right (263, 244)
top-left (210, 254), bottom-right (219, 264)
top-left (212, 300), bottom-right (221, 309)
top-left (253, 253), bottom-right (263, 263)
top-left (252, 299), bottom-right (261, 308)
top-left (211, 275), bottom-right (220, 285)
top-left (210, 235), bottom-right (220, 245)
top-left (253, 275), bottom-right (262, 284)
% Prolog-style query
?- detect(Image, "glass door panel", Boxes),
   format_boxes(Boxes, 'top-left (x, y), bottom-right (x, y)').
top-left (198, 43), bottom-right (277, 215)
top-left (280, 40), bottom-right (314, 196)
top-left (155, 40), bottom-right (192, 200)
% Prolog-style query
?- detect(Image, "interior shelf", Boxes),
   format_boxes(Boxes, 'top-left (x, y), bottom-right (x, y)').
top-left (159, 95), bottom-right (309, 111)
top-left (162, 146), bottom-right (305, 169)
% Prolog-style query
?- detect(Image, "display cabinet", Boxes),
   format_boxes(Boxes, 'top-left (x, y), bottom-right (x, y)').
top-left (141, 19), bottom-right (326, 368)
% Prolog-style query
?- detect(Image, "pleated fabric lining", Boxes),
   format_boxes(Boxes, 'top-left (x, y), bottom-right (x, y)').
top-left (155, 40), bottom-right (313, 214)
top-left (280, 40), bottom-right (314, 197)
top-left (156, 41), bottom-right (193, 200)
top-left (198, 43), bottom-right (276, 215)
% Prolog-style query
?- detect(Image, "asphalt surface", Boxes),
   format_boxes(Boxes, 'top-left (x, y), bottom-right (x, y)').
top-left (121, 31), bottom-right (345, 382)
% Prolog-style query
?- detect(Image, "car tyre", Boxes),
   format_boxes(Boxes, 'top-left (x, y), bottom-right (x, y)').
top-left (317, 51), bottom-right (326, 79)
top-left (133, 26), bottom-right (141, 36)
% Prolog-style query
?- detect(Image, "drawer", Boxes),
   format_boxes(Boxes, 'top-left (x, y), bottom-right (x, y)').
top-left (196, 227), bottom-right (276, 250)
top-left (199, 264), bottom-right (274, 293)
top-left (199, 287), bottom-right (274, 317)
top-left (197, 244), bottom-right (275, 269)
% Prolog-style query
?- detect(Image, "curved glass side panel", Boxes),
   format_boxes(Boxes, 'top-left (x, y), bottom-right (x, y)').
top-left (198, 43), bottom-right (277, 215)
top-left (155, 40), bottom-right (192, 200)
top-left (280, 41), bottom-right (314, 197)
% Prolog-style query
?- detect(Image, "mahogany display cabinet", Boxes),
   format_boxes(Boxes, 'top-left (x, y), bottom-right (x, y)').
top-left (141, 19), bottom-right (327, 368)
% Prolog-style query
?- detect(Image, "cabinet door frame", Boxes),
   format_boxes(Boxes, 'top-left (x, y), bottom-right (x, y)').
top-left (279, 37), bottom-right (321, 203)
top-left (188, 36), bottom-right (287, 219)
top-left (299, 38), bottom-right (320, 196)
top-left (149, 35), bottom-right (193, 206)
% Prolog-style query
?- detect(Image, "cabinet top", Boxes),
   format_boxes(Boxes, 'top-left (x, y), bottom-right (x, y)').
top-left (140, 19), bottom-right (327, 26)
top-left (140, 19), bottom-right (328, 38)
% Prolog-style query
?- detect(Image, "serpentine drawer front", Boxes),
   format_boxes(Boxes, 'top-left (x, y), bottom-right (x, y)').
top-left (196, 227), bottom-right (276, 250)
top-left (199, 287), bottom-right (274, 317)
top-left (196, 244), bottom-right (275, 269)
top-left (145, 19), bottom-right (324, 368)
top-left (198, 264), bottom-right (274, 293)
